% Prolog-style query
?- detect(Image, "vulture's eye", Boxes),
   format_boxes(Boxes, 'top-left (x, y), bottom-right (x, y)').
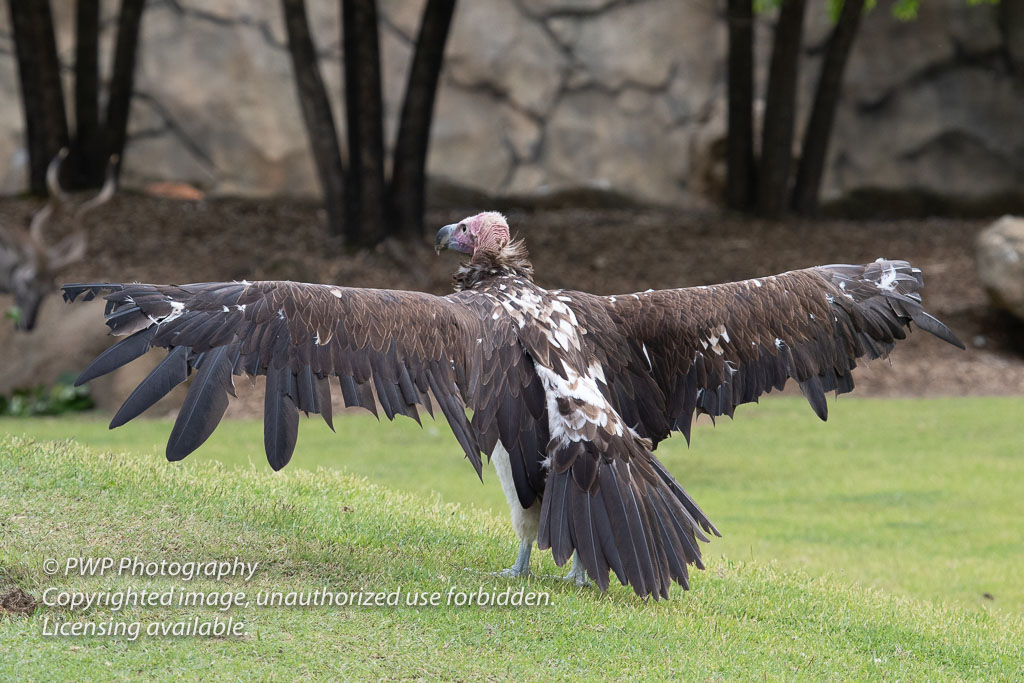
top-left (460, 224), bottom-right (467, 233)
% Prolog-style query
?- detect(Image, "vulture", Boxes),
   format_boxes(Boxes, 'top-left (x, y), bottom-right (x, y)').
top-left (63, 212), bottom-right (964, 599)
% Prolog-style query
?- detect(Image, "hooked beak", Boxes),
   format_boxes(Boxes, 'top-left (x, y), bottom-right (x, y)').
top-left (435, 223), bottom-right (456, 255)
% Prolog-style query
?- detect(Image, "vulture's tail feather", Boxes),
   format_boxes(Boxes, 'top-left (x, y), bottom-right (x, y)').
top-left (538, 431), bottom-right (714, 600)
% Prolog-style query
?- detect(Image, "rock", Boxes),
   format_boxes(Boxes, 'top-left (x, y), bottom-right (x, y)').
top-left (688, 97), bottom-right (728, 205)
top-left (824, 66), bottom-right (1024, 202)
top-left (546, 16), bottom-right (580, 48)
top-left (616, 87), bottom-right (654, 115)
top-left (445, 2), bottom-right (567, 116)
top-left (381, 0), bottom-right (426, 41)
top-left (519, 0), bottom-right (618, 17)
top-left (132, 3), bottom-right (320, 197)
top-left (0, 0), bottom-right (1020, 211)
top-left (505, 164), bottom-right (549, 196)
top-left (949, 0), bottom-right (1002, 54)
top-left (126, 97), bottom-right (170, 138)
top-left (976, 216), bottom-right (1024, 321)
top-left (0, 50), bottom-right (24, 193)
top-left (543, 89), bottom-right (690, 201)
top-left (842, 1), bottom-right (956, 107)
top-left (175, 0), bottom-right (337, 52)
top-left (427, 86), bottom-right (514, 194)
top-left (123, 135), bottom-right (217, 190)
top-left (573, 0), bottom-right (721, 91)
top-left (504, 107), bottom-right (543, 161)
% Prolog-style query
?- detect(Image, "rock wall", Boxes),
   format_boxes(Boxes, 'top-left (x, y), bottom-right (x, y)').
top-left (0, 0), bottom-right (1020, 207)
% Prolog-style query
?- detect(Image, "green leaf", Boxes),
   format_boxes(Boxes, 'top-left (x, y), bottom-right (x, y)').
top-left (4, 306), bottom-right (21, 324)
top-left (891, 0), bottom-right (919, 20)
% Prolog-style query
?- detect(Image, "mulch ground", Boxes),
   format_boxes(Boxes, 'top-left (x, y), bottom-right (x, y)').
top-left (2, 194), bottom-right (1022, 398)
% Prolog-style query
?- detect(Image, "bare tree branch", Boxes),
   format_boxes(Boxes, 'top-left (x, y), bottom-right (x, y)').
top-left (389, 0), bottom-right (457, 237)
top-left (791, 0), bottom-right (866, 216)
top-left (726, 0), bottom-right (756, 212)
top-left (756, 0), bottom-right (807, 220)
top-left (343, 0), bottom-right (387, 246)
top-left (8, 0), bottom-right (69, 196)
top-left (104, 0), bottom-right (146, 181)
top-left (282, 0), bottom-right (348, 238)
top-left (72, 0), bottom-right (103, 188)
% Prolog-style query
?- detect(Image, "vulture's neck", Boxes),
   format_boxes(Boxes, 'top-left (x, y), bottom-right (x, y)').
top-left (453, 239), bottom-right (534, 291)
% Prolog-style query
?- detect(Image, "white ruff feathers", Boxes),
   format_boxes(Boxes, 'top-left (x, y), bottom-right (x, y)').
top-left (492, 281), bottom-right (622, 461)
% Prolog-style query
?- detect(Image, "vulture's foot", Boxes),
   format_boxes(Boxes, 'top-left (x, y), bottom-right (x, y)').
top-left (492, 539), bottom-right (532, 579)
top-left (493, 566), bottom-right (533, 579)
top-left (563, 551), bottom-right (590, 587)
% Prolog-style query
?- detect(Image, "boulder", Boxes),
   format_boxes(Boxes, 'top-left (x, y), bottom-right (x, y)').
top-left (976, 215), bottom-right (1024, 321)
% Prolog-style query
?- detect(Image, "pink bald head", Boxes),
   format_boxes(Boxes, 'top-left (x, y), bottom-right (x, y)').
top-left (435, 211), bottom-right (510, 258)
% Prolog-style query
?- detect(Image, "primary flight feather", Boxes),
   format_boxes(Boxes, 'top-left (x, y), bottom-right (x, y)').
top-left (64, 211), bottom-right (964, 599)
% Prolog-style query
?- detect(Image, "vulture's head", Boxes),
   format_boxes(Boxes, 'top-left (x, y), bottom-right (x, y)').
top-left (435, 212), bottom-right (510, 258)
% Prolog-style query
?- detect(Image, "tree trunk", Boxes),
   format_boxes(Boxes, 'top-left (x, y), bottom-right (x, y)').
top-left (756, 0), bottom-right (807, 219)
top-left (104, 0), bottom-right (146, 180)
top-left (388, 0), bottom-right (457, 238)
top-left (791, 0), bottom-right (865, 216)
top-left (282, 0), bottom-right (347, 238)
top-left (8, 0), bottom-right (69, 196)
top-left (1001, 0), bottom-right (1024, 74)
top-left (725, 0), bottom-right (755, 212)
top-left (343, 0), bottom-right (387, 247)
top-left (72, 0), bottom-right (103, 188)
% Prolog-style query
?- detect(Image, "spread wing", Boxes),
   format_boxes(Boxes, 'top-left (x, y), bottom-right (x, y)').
top-left (62, 281), bottom-right (538, 474)
top-left (531, 259), bottom-right (963, 599)
top-left (565, 259), bottom-right (964, 445)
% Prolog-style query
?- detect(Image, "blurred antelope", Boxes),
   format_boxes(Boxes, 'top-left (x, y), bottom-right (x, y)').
top-left (0, 149), bottom-right (116, 331)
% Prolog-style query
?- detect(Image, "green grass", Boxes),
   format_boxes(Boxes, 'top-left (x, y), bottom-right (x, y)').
top-left (1, 433), bottom-right (1022, 680)
top-left (4, 397), bottom-right (1021, 614)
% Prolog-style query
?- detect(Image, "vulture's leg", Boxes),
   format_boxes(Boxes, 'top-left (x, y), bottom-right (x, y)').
top-left (496, 539), bottom-right (533, 578)
top-left (491, 443), bottom-right (540, 578)
top-left (563, 551), bottom-right (589, 586)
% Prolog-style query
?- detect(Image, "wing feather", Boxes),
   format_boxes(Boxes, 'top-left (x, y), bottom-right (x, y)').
top-left (109, 346), bottom-right (189, 428)
top-left (63, 280), bottom-right (526, 474)
top-left (558, 260), bottom-right (963, 445)
top-left (264, 365), bottom-right (300, 471)
top-left (166, 344), bottom-right (239, 461)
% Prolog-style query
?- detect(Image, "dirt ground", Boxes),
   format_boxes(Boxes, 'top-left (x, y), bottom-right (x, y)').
top-left (2, 194), bottom-right (1023, 403)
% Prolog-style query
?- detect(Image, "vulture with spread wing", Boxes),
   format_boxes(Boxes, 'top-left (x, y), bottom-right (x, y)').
top-left (64, 212), bottom-right (963, 599)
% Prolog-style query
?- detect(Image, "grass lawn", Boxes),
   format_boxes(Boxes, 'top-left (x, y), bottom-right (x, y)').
top-left (1, 397), bottom-right (1022, 678)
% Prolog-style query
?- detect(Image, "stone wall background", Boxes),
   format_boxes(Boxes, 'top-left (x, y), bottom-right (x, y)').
top-left (0, 0), bottom-right (1020, 207)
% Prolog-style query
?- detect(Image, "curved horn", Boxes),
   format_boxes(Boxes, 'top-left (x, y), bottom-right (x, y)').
top-left (73, 154), bottom-right (119, 224)
top-left (29, 147), bottom-right (70, 243)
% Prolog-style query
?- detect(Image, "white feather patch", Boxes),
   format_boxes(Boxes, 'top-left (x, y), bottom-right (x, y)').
top-left (878, 262), bottom-right (898, 291)
top-left (157, 300), bottom-right (187, 325)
